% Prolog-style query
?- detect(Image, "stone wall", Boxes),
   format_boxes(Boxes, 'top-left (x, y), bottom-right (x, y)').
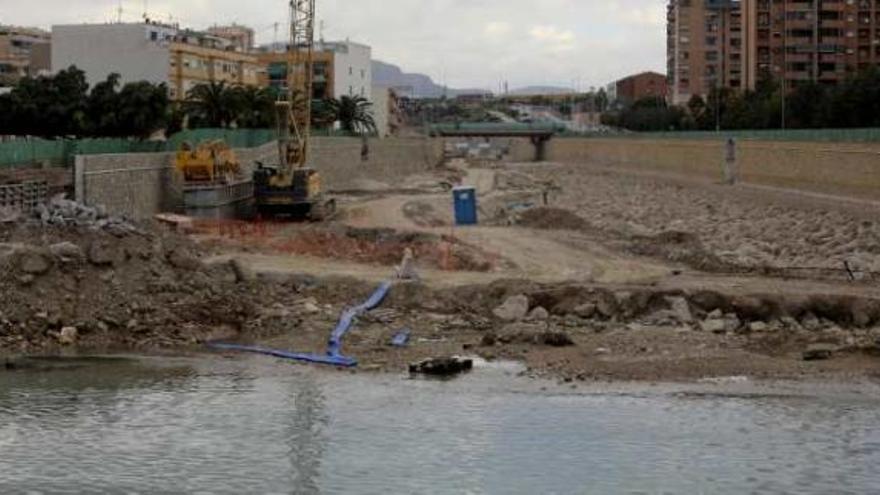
top-left (74, 151), bottom-right (175, 219)
top-left (539, 138), bottom-right (880, 201)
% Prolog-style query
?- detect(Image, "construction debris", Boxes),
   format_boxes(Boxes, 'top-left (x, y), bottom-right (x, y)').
top-left (32, 195), bottom-right (138, 234)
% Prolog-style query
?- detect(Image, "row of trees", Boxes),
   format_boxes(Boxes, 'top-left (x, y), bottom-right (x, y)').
top-left (0, 66), bottom-right (376, 139)
top-left (603, 68), bottom-right (880, 132)
top-left (181, 81), bottom-right (376, 134)
top-left (0, 67), bottom-right (169, 138)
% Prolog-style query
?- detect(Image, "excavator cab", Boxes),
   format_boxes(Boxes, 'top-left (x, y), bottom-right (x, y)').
top-left (253, 165), bottom-right (335, 221)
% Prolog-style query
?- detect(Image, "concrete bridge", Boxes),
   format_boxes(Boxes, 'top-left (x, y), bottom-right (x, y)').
top-left (428, 123), bottom-right (563, 161)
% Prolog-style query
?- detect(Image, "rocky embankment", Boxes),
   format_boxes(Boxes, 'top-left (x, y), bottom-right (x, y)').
top-left (0, 198), bottom-right (321, 353)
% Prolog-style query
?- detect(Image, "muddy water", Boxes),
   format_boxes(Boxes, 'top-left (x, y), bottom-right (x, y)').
top-left (1, 355), bottom-right (879, 494)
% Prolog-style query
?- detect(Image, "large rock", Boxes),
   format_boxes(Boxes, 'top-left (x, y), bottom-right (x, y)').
top-left (573, 303), bottom-right (597, 319)
top-left (596, 294), bottom-right (619, 319)
top-left (87, 241), bottom-right (120, 266)
top-left (666, 296), bottom-right (694, 323)
top-left (166, 248), bottom-right (202, 271)
top-left (58, 327), bottom-right (78, 346)
top-left (50, 242), bottom-right (85, 264)
top-left (526, 306), bottom-right (550, 322)
top-left (800, 312), bottom-right (821, 331)
top-left (803, 344), bottom-right (836, 361)
top-left (493, 294), bottom-right (530, 322)
top-left (700, 318), bottom-right (727, 334)
top-left (18, 249), bottom-right (53, 275)
top-left (229, 258), bottom-right (256, 283)
top-left (749, 321), bottom-right (769, 333)
top-left (850, 300), bottom-right (877, 328)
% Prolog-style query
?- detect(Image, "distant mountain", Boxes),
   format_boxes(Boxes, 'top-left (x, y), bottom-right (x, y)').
top-left (372, 60), bottom-right (489, 98)
top-left (507, 86), bottom-right (575, 96)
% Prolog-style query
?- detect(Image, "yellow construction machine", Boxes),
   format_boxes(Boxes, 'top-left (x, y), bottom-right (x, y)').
top-left (253, 0), bottom-right (335, 220)
top-left (175, 140), bottom-right (242, 184)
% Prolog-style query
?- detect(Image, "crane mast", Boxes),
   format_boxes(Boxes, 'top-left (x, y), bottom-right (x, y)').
top-left (276, 0), bottom-right (315, 179)
top-left (254, 0), bottom-right (334, 220)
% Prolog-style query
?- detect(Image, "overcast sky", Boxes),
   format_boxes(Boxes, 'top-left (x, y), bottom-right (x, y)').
top-left (4, 0), bottom-right (667, 90)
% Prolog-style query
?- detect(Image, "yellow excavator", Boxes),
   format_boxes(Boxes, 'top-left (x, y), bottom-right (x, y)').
top-left (253, 0), bottom-right (336, 220)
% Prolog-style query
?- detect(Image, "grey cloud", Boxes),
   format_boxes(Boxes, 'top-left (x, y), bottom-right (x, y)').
top-left (6, 0), bottom-right (664, 89)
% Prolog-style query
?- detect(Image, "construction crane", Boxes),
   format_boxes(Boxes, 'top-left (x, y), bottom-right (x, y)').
top-left (253, 0), bottom-right (335, 220)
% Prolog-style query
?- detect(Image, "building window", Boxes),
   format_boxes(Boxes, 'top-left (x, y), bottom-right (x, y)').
top-left (349, 67), bottom-right (353, 75)
top-left (150, 31), bottom-right (158, 41)
top-left (360, 69), bottom-right (365, 78)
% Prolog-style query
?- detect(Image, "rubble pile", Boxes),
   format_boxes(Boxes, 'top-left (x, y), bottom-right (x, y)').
top-left (32, 195), bottom-right (139, 234)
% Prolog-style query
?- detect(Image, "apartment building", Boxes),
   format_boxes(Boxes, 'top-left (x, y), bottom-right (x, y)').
top-left (51, 23), bottom-right (259, 100)
top-left (670, 0), bottom-right (880, 102)
top-left (0, 26), bottom-right (51, 86)
top-left (257, 40), bottom-right (372, 101)
top-left (746, 0), bottom-right (880, 89)
top-left (667, 0), bottom-right (746, 104)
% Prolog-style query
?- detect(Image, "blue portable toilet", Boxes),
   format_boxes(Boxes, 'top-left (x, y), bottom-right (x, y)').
top-left (453, 186), bottom-right (478, 225)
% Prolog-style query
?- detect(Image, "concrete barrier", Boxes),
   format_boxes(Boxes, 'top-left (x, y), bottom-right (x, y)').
top-left (541, 138), bottom-right (880, 201)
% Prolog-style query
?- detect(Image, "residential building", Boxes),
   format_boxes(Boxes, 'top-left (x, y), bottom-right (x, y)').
top-left (669, 0), bottom-right (880, 102)
top-left (0, 26), bottom-right (51, 86)
top-left (371, 86), bottom-right (404, 138)
top-left (168, 29), bottom-right (259, 99)
top-left (745, 0), bottom-right (880, 90)
top-left (667, 0), bottom-right (746, 104)
top-left (51, 22), bottom-right (260, 100)
top-left (206, 24), bottom-right (255, 52)
top-left (257, 40), bottom-right (372, 101)
top-left (612, 71), bottom-right (669, 104)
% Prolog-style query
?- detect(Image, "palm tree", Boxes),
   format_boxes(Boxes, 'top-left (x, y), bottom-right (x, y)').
top-left (231, 86), bottom-right (275, 128)
top-left (326, 95), bottom-right (376, 134)
top-left (185, 81), bottom-right (239, 128)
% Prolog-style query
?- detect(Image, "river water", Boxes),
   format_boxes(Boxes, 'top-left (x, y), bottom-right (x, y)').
top-left (1, 354), bottom-right (879, 494)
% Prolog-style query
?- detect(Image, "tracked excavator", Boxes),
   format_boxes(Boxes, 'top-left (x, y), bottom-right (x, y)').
top-left (253, 0), bottom-right (336, 220)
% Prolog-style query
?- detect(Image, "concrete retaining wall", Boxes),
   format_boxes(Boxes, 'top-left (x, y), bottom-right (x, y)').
top-left (75, 138), bottom-right (443, 218)
top-left (541, 138), bottom-right (880, 201)
top-left (74, 151), bottom-right (176, 219)
top-left (312, 137), bottom-right (442, 191)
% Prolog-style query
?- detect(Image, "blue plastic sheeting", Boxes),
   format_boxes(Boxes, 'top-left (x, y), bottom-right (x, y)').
top-left (391, 329), bottom-right (411, 348)
top-left (208, 280), bottom-right (393, 368)
top-left (207, 343), bottom-right (357, 367)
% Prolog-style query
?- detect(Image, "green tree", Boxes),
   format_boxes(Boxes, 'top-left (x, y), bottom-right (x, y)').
top-left (326, 95), bottom-right (376, 134)
top-left (9, 66), bottom-right (89, 137)
top-left (185, 81), bottom-right (239, 128)
top-left (786, 82), bottom-right (830, 129)
top-left (116, 81), bottom-right (170, 138)
top-left (616, 96), bottom-right (686, 131)
top-left (86, 73), bottom-right (122, 136)
top-left (230, 85), bottom-right (276, 128)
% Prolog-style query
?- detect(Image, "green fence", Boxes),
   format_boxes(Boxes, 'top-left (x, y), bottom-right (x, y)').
top-left (573, 127), bottom-right (880, 143)
top-left (0, 128), bottom-right (278, 168)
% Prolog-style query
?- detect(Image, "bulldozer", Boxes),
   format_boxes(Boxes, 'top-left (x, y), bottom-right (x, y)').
top-left (253, 0), bottom-right (335, 221)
